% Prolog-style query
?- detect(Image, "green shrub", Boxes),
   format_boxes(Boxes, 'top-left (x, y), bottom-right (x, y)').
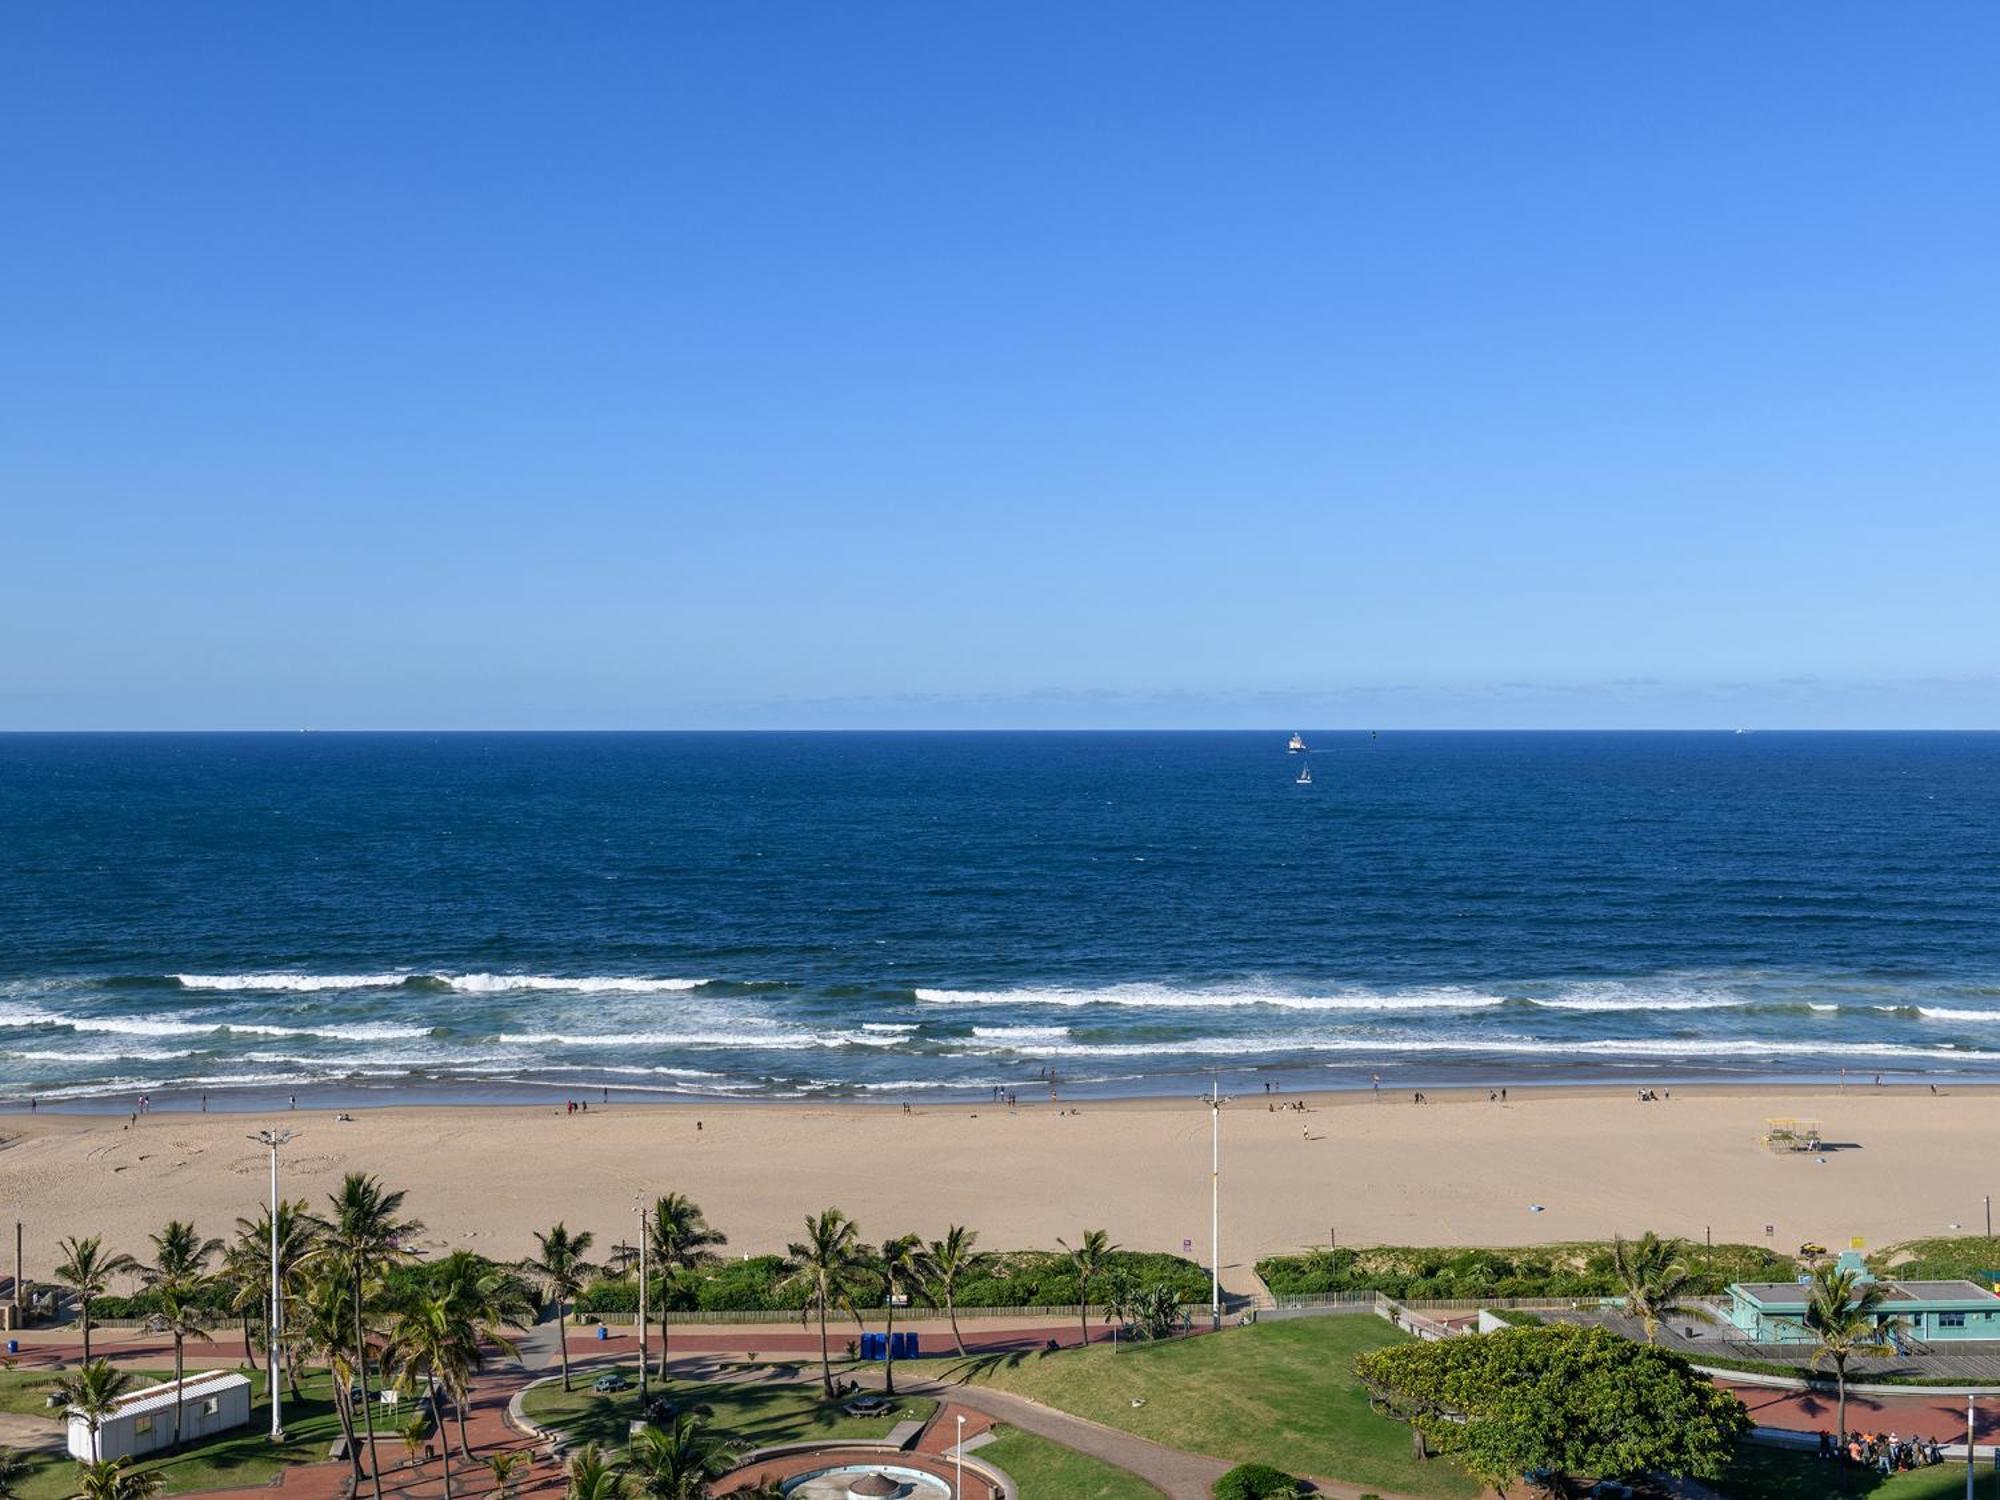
top-left (1257, 1239), bottom-right (1795, 1301)
top-left (1212, 1463), bottom-right (1304, 1499)
top-left (571, 1248), bottom-right (1208, 1316)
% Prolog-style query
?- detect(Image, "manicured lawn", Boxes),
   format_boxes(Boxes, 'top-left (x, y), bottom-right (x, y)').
top-left (976, 1427), bottom-right (1165, 1499)
top-left (521, 1369), bottom-right (936, 1451)
top-left (0, 1368), bottom-right (168, 1419)
top-left (1720, 1443), bottom-right (1994, 1499)
top-left (0, 1369), bottom-right (350, 1500)
top-left (952, 1316), bottom-right (1481, 1499)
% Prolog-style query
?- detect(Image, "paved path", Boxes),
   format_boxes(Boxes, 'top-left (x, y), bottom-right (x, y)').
top-left (1721, 1381), bottom-right (2000, 1445)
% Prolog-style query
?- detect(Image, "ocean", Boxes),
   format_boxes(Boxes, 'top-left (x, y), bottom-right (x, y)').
top-left (4, 731), bottom-right (1999, 1110)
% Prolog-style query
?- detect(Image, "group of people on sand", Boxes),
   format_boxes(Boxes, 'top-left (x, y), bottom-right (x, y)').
top-left (1635, 1087), bottom-right (1669, 1102)
top-left (1819, 1429), bottom-right (1945, 1472)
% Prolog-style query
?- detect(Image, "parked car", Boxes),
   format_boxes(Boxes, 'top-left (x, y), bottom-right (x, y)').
top-left (592, 1372), bottom-right (632, 1393)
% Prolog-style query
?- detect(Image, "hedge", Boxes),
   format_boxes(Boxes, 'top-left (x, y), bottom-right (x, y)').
top-left (574, 1249), bottom-right (1210, 1316)
top-left (1255, 1239), bottom-right (1795, 1302)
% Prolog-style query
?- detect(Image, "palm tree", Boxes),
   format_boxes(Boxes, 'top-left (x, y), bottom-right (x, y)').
top-left (485, 1450), bottom-right (527, 1500)
top-left (1057, 1229), bottom-right (1117, 1349)
top-left (68, 1459), bottom-right (161, 1500)
top-left (525, 1225), bottom-right (597, 1393)
top-left (1609, 1232), bottom-right (1703, 1343)
top-left (55, 1362), bottom-right (134, 1463)
top-left (313, 1173), bottom-right (423, 1500)
top-left (643, 1195), bottom-right (727, 1376)
top-left (1798, 1264), bottom-right (1902, 1445)
top-left (1097, 1267), bottom-right (1141, 1347)
top-left (429, 1250), bottom-right (535, 1459)
top-left (779, 1209), bottom-right (870, 1399)
top-left (875, 1234), bottom-right (928, 1397)
top-left (385, 1291), bottom-right (474, 1500)
top-left (626, 1415), bottom-right (736, 1500)
top-left (917, 1225), bottom-right (982, 1358)
top-left (289, 1267), bottom-right (364, 1476)
top-left (566, 1443), bottom-right (626, 1500)
top-left (142, 1220), bottom-right (222, 1448)
top-left (0, 1446), bottom-right (30, 1500)
top-left (52, 1238), bottom-right (139, 1364)
top-left (226, 1199), bottom-right (317, 1400)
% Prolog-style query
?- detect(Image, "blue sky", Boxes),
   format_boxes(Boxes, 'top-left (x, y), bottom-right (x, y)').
top-left (3, 2), bottom-right (1995, 729)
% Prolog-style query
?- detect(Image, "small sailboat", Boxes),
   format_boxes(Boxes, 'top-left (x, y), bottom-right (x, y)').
top-left (1296, 762), bottom-right (1313, 785)
top-left (1287, 732), bottom-right (1307, 753)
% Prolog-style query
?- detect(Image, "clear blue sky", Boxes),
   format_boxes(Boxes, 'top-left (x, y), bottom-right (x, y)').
top-left (3, 2), bottom-right (1995, 729)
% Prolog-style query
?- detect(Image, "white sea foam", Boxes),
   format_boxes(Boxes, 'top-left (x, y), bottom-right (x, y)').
top-left (443, 974), bottom-right (705, 994)
top-left (860, 1023), bottom-right (919, 1033)
top-left (1527, 995), bottom-right (1748, 1013)
top-left (956, 1033), bottom-right (2000, 1062)
top-left (1915, 1007), bottom-right (2000, 1023)
top-left (175, 973), bottom-right (413, 992)
top-left (497, 1029), bottom-right (824, 1050)
top-left (914, 983), bottom-right (1504, 1012)
top-left (0, 1006), bottom-right (431, 1042)
top-left (1809, 1003), bottom-right (1839, 1012)
top-left (172, 972), bottom-right (705, 995)
top-left (970, 1025), bottom-right (1073, 1040)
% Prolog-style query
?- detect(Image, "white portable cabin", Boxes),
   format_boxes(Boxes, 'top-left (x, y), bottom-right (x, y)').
top-left (68, 1370), bottom-right (253, 1462)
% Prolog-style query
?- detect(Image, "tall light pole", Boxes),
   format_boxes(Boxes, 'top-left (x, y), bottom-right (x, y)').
top-left (249, 1129), bottom-right (295, 1443)
top-left (955, 1413), bottom-right (965, 1497)
top-left (1206, 1079), bottom-right (1224, 1331)
top-left (634, 1200), bottom-right (649, 1401)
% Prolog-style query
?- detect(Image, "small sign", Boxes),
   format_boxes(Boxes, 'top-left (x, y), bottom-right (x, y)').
top-left (1182, 1239), bottom-right (1193, 1253)
top-left (1764, 1224), bottom-right (1775, 1237)
top-left (1850, 1236), bottom-right (1866, 1250)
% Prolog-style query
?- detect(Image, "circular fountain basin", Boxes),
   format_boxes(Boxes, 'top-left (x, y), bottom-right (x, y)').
top-left (779, 1465), bottom-right (954, 1499)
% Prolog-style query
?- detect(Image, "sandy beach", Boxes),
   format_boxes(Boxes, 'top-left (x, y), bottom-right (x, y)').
top-left (2, 1085), bottom-right (1992, 1294)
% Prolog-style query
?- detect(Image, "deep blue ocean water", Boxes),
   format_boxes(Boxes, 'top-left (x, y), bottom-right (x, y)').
top-left (4, 731), bottom-right (2000, 1109)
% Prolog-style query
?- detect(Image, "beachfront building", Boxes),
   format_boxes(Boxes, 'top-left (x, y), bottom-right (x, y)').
top-left (1724, 1277), bottom-right (2000, 1345)
top-left (67, 1371), bottom-right (252, 1461)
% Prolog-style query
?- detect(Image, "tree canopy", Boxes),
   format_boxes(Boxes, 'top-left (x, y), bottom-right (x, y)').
top-left (1352, 1324), bottom-right (1748, 1495)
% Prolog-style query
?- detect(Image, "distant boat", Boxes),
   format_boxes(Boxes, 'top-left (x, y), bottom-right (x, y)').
top-left (1296, 762), bottom-right (1313, 785)
top-left (1287, 732), bottom-right (1308, 753)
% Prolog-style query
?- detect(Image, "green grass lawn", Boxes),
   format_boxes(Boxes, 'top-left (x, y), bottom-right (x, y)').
top-left (521, 1368), bottom-right (936, 1452)
top-left (950, 1316), bottom-right (1481, 1499)
top-left (975, 1426), bottom-right (1165, 1499)
top-left (1718, 1443), bottom-right (1999, 1499)
top-left (0, 1368), bottom-right (350, 1500)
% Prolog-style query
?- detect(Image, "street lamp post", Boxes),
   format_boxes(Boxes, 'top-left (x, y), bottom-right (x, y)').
top-left (249, 1129), bottom-right (295, 1443)
top-left (635, 1202), bottom-right (649, 1401)
top-left (955, 1413), bottom-right (965, 1497)
top-left (1205, 1080), bottom-right (1224, 1331)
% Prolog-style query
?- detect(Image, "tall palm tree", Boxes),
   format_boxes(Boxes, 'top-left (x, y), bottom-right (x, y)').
top-left (566, 1443), bottom-right (626, 1500)
top-left (55, 1362), bottom-right (134, 1463)
top-left (525, 1225), bottom-right (597, 1394)
top-left (1609, 1232), bottom-right (1703, 1343)
top-left (626, 1415), bottom-right (736, 1500)
top-left (142, 1221), bottom-right (222, 1448)
top-left (68, 1458), bottom-right (161, 1500)
top-left (429, 1250), bottom-right (535, 1459)
top-left (226, 1199), bottom-right (318, 1400)
top-left (875, 1234), bottom-right (928, 1397)
top-left (643, 1195), bottom-right (727, 1376)
top-left (313, 1173), bottom-right (423, 1500)
top-left (1798, 1264), bottom-right (1902, 1445)
top-left (52, 1238), bottom-right (140, 1364)
top-left (385, 1291), bottom-right (475, 1500)
top-left (1057, 1229), bottom-right (1117, 1349)
top-left (779, 1209), bottom-right (870, 1398)
top-left (289, 1267), bottom-right (364, 1475)
top-left (917, 1226), bottom-right (982, 1358)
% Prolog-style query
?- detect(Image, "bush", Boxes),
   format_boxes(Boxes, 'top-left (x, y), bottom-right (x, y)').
top-left (571, 1249), bottom-right (1209, 1316)
top-left (1257, 1239), bottom-right (1795, 1301)
top-left (1213, 1463), bottom-right (1304, 1499)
